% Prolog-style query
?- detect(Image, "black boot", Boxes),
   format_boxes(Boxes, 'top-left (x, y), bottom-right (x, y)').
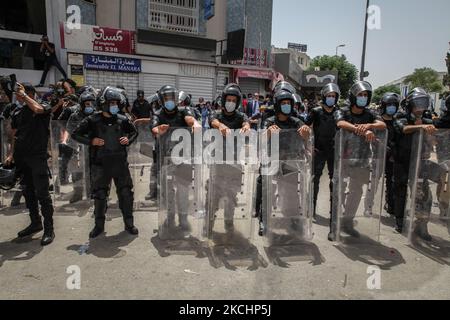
top-left (225, 220), bottom-right (234, 233)
top-left (124, 217), bottom-right (139, 235)
top-left (69, 188), bottom-right (84, 204)
top-left (395, 217), bottom-right (403, 234)
top-left (18, 221), bottom-right (43, 238)
top-left (414, 220), bottom-right (432, 242)
top-left (41, 227), bottom-right (55, 246)
top-left (179, 214), bottom-right (192, 232)
top-left (90, 199), bottom-right (106, 238)
top-left (89, 226), bottom-right (105, 239)
top-left (342, 218), bottom-right (360, 238)
top-left (11, 191), bottom-right (23, 207)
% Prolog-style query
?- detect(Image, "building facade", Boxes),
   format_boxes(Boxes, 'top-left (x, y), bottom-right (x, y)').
top-left (1, 0), bottom-right (274, 102)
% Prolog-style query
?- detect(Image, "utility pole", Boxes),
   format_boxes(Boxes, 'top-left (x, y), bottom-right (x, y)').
top-left (360, 0), bottom-right (370, 81)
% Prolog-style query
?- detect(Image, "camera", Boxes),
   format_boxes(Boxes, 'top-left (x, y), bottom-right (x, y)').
top-left (0, 74), bottom-right (18, 101)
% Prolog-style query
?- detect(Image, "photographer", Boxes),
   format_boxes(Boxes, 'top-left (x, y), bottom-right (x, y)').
top-left (4, 83), bottom-right (55, 246)
top-left (37, 36), bottom-right (67, 87)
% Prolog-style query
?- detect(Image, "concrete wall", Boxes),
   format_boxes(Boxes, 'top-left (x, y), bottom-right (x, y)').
top-left (96, 0), bottom-right (135, 30)
top-left (66, 0), bottom-right (96, 25)
top-left (206, 0), bottom-right (227, 41)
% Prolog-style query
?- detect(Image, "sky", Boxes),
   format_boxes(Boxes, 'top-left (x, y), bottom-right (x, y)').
top-left (272, 0), bottom-right (450, 89)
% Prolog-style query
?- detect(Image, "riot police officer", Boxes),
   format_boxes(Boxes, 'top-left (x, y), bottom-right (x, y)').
top-left (62, 91), bottom-right (97, 203)
top-left (434, 95), bottom-right (450, 128)
top-left (393, 89), bottom-right (436, 238)
top-left (380, 92), bottom-right (401, 216)
top-left (207, 84), bottom-right (250, 233)
top-left (72, 87), bottom-right (139, 238)
top-left (333, 81), bottom-right (386, 240)
top-left (258, 89), bottom-right (311, 235)
top-left (151, 85), bottom-right (201, 231)
top-left (4, 83), bottom-right (55, 246)
top-left (300, 83), bottom-right (340, 227)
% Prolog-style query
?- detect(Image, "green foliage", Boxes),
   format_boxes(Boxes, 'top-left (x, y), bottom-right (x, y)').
top-left (308, 55), bottom-right (358, 98)
top-left (404, 67), bottom-right (444, 93)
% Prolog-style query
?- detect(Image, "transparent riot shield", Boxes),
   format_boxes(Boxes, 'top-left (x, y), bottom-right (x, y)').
top-left (50, 121), bottom-right (90, 212)
top-left (129, 123), bottom-right (157, 211)
top-left (332, 129), bottom-right (387, 244)
top-left (261, 129), bottom-right (314, 246)
top-left (204, 129), bottom-right (258, 245)
top-left (157, 127), bottom-right (205, 241)
top-left (404, 129), bottom-right (450, 262)
top-left (0, 120), bottom-right (21, 209)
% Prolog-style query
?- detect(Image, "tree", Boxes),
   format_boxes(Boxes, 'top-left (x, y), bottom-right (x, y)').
top-left (373, 85), bottom-right (401, 105)
top-left (404, 67), bottom-right (444, 93)
top-left (308, 55), bottom-right (358, 98)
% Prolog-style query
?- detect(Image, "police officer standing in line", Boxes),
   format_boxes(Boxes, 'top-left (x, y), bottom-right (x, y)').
top-left (379, 93), bottom-right (401, 216)
top-left (300, 83), bottom-right (340, 228)
top-left (72, 87), bottom-right (139, 239)
top-left (258, 88), bottom-right (311, 235)
top-left (4, 83), bottom-right (55, 246)
top-left (393, 89), bottom-right (436, 238)
top-left (131, 90), bottom-right (152, 121)
top-left (208, 84), bottom-right (251, 233)
top-left (62, 90), bottom-right (98, 203)
top-left (333, 81), bottom-right (386, 240)
top-left (151, 85), bottom-right (201, 231)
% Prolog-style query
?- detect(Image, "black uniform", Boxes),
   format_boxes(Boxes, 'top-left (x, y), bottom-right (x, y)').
top-left (132, 99), bottom-right (152, 119)
top-left (256, 115), bottom-right (305, 225)
top-left (393, 113), bottom-right (434, 228)
top-left (11, 102), bottom-right (54, 233)
top-left (72, 112), bottom-right (138, 229)
top-left (333, 107), bottom-right (383, 229)
top-left (383, 116), bottom-right (397, 215)
top-left (207, 110), bottom-right (249, 232)
top-left (57, 105), bottom-right (80, 185)
top-left (304, 105), bottom-right (339, 217)
top-left (151, 107), bottom-right (195, 229)
top-left (65, 109), bottom-right (92, 198)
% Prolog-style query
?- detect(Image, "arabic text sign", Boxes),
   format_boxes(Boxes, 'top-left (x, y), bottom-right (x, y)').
top-left (84, 55), bottom-right (142, 73)
top-left (61, 23), bottom-right (136, 55)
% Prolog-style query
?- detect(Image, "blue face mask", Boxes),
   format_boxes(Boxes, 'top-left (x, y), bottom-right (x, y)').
top-left (356, 96), bottom-right (368, 108)
top-left (109, 104), bottom-right (120, 115)
top-left (164, 100), bottom-right (176, 112)
top-left (325, 97), bottom-right (336, 107)
top-left (84, 106), bottom-right (94, 115)
top-left (281, 103), bottom-right (292, 115)
top-left (386, 105), bottom-right (397, 116)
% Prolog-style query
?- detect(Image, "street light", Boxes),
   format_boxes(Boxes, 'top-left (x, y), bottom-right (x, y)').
top-left (336, 44), bottom-right (346, 56)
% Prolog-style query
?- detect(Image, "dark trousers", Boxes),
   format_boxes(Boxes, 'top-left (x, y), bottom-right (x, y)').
top-left (16, 155), bottom-right (54, 229)
top-left (39, 58), bottom-right (67, 85)
top-left (90, 162), bottom-right (134, 228)
top-left (313, 149), bottom-right (334, 217)
top-left (385, 158), bottom-right (395, 215)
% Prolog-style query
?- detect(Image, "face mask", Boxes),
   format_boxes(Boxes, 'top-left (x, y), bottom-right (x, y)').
top-left (386, 105), bottom-right (397, 116)
top-left (325, 97), bottom-right (336, 107)
top-left (109, 104), bottom-right (120, 115)
top-left (84, 106), bottom-right (94, 115)
top-left (356, 96), bottom-right (368, 108)
top-left (281, 103), bottom-right (292, 115)
top-left (225, 101), bottom-right (237, 113)
top-left (164, 100), bottom-right (176, 111)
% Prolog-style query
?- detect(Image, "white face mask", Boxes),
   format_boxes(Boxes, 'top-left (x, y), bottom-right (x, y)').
top-left (225, 101), bottom-right (237, 113)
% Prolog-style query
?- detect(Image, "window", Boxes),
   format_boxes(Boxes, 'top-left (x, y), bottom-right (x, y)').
top-left (148, 0), bottom-right (199, 35)
top-left (0, 0), bottom-right (47, 35)
top-left (0, 39), bottom-right (44, 71)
